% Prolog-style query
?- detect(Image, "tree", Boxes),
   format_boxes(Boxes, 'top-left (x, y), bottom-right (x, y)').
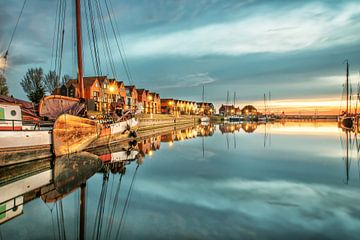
top-left (0, 72), bottom-right (9, 96)
top-left (20, 67), bottom-right (45, 103)
top-left (44, 70), bottom-right (60, 94)
top-left (62, 74), bottom-right (70, 85)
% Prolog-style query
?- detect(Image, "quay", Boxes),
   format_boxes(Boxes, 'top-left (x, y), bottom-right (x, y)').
top-left (0, 114), bottom-right (200, 167)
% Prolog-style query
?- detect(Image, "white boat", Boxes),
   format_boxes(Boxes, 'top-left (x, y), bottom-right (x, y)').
top-left (201, 116), bottom-right (210, 122)
top-left (0, 103), bottom-right (52, 150)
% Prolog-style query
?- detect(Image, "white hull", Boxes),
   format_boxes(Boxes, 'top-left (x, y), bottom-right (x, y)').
top-left (110, 117), bottom-right (138, 135)
top-left (201, 116), bottom-right (210, 122)
top-left (0, 118), bottom-right (138, 151)
top-left (100, 150), bottom-right (140, 163)
top-left (0, 130), bottom-right (52, 149)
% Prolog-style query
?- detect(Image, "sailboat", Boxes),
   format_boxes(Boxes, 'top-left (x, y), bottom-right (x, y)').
top-left (200, 85), bottom-right (210, 123)
top-left (339, 60), bottom-right (354, 130)
top-left (0, 0), bottom-right (139, 156)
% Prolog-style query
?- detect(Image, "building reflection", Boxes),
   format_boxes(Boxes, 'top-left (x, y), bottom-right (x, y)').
top-left (219, 122), bottom-right (259, 134)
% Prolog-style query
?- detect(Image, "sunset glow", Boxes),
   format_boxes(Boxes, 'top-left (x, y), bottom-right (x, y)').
top-left (250, 96), bottom-right (351, 115)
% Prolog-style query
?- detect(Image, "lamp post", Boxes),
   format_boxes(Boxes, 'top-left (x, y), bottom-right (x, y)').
top-left (108, 85), bottom-right (115, 114)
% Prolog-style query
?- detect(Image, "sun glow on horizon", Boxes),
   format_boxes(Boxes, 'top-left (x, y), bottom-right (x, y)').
top-left (248, 97), bottom-right (351, 115)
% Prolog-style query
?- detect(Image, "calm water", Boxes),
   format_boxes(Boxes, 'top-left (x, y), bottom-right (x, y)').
top-left (1, 122), bottom-right (360, 240)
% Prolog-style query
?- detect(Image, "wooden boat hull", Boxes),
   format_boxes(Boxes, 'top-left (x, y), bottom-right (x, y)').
top-left (53, 114), bottom-right (138, 157)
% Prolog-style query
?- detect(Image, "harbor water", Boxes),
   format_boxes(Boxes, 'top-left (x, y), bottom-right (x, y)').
top-left (1, 121), bottom-right (360, 239)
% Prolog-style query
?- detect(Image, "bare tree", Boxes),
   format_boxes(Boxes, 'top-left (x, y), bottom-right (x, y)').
top-left (44, 70), bottom-right (60, 94)
top-left (0, 72), bottom-right (9, 96)
top-left (20, 67), bottom-right (45, 103)
top-left (62, 74), bottom-right (70, 85)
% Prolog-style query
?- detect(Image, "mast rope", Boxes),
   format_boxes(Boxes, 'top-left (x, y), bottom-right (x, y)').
top-left (105, 173), bottom-right (124, 239)
top-left (3, 0), bottom-right (27, 63)
top-left (104, 0), bottom-right (134, 85)
top-left (115, 164), bottom-right (140, 239)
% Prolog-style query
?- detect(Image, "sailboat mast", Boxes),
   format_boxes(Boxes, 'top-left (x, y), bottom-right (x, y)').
top-left (76, 0), bottom-right (84, 98)
top-left (233, 92), bottom-right (236, 106)
top-left (80, 183), bottom-right (86, 240)
top-left (202, 85), bottom-right (204, 103)
top-left (264, 93), bottom-right (267, 115)
top-left (346, 61), bottom-right (349, 113)
top-left (226, 91), bottom-right (229, 105)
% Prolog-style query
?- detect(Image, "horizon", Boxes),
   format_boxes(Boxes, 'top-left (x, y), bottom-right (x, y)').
top-left (1, 0), bottom-right (360, 114)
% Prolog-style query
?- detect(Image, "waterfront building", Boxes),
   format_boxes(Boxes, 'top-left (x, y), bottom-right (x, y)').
top-left (241, 105), bottom-right (257, 115)
top-left (125, 85), bottom-right (138, 111)
top-left (160, 98), bottom-right (174, 114)
top-left (197, 102), bottom-right (215, 115)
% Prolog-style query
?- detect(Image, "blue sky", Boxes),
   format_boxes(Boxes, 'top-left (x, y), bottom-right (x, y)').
top-left (1, 0), bottom-right (360, 112)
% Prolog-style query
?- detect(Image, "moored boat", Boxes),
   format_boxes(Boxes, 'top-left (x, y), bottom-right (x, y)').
top-left (338, 60), bottom-right (354, 130)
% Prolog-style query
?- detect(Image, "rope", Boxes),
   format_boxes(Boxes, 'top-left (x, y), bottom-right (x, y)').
top-left (115, 164), bottom-right (139, 239)
top-left (92, 173), bottom-right (109, 240)
top-left (105, 174), bottom-right (123, 239)
top-left (3, 0), bottom-right (27, 61)
top-left (104, 0), bottom-right (133, 85)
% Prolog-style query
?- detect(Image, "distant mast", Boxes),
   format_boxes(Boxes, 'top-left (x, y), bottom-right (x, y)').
top-left (346, 60), bottom-right (349, 114)
top-left (202, 84), bottom-right (205, 103)
top-left (76, 0), bottom-right (84, 98)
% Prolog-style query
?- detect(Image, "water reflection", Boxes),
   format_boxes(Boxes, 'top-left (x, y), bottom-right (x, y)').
top-left (1, 122), bottom-right (360, 239)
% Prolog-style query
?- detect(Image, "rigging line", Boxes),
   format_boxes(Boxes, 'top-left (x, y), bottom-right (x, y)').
top-left (107, 0), bottom-right (134, 85)
top-left (4, 0), bottom-right (27, 60)
top-left (92, 173), bottom-right (109, 240)
top-left (115, 164), bottom-right (140, 239)
top-left (50, 0), bottom-right (61, 70)
top-left (104, 0), bottom-right (133, 85)
top-left (54, 0), bottom-right (62, 76)
top-left (94, 0), bottom-right (115, 78)
top-left (105, 174), bottom-right (124, 239)
top-left (57, 0), bottom-right (67, 79)
top-left (95, 0), bottom-right (117, 79)
top-left (88, 0), bottom-right (102, 76)
top-left (118, 165), bottom-right (140, 238)
top-left (84, 0), bottom-right (97, 75)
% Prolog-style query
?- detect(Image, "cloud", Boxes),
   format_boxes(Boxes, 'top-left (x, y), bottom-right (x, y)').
top-left (125, 2), bottom-right (360, 57)
top-left (157, 72), bottom-right (216, 89)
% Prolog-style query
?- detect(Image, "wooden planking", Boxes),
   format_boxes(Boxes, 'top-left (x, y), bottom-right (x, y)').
top-left (53, 114), bottom-right (100, 156)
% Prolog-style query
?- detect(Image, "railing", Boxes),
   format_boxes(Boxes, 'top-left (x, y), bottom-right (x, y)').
top-left (0, 119), bottom-right (53, 131)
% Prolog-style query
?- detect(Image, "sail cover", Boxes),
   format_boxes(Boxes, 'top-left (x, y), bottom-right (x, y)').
top-left (39, 95), bottom-right (82, 120)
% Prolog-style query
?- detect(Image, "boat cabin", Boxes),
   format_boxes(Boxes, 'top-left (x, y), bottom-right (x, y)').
top-left (0, 103), bottom-right (22, 130)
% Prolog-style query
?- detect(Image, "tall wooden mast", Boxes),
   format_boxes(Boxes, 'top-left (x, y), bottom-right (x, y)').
top-left (76, 0), bottom-right (84, 98)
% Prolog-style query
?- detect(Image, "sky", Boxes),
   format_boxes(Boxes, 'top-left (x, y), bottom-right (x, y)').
top-left (0, 0), bottom-right (360, 114)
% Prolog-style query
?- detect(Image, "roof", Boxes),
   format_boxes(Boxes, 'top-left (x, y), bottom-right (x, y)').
top-left (241, 105), bottom-right (257, 111)
top-left (84, 76), bottom-right (107, 88)
top-left (125, 85), bottom-right (136, 92)
top-left (65, 79), bottom-right (78, 88)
